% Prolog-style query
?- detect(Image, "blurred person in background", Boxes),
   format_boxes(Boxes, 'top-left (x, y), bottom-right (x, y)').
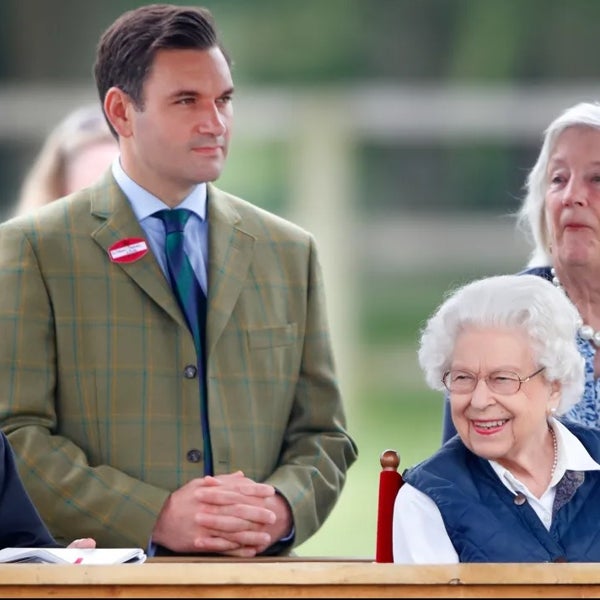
top-left (15, 104), bottom-right (118, 216)
top-left (0, 3), bottom-right (356, 557)
top-left (395, 274), bottom-right (600, 563)
top-left (442, 101), bottom-right (600, 442)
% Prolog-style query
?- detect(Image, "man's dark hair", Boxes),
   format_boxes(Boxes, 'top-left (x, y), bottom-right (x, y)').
top-left (94, 4), bottom-right (231, 122)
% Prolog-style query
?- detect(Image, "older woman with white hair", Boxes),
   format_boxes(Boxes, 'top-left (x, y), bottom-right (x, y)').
top-left (394, 274), bottom-right (600, 563)
top-left (518, 100), bottom-right (600, 428)
top-left (442, 101), bottom-right (600, 443)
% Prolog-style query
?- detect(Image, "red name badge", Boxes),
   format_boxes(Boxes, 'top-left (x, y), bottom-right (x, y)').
top-left (108, 238), bottom-right (149, 263)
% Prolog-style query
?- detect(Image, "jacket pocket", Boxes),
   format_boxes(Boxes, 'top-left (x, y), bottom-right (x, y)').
top-left (247, 323), bottom-right (297, 349)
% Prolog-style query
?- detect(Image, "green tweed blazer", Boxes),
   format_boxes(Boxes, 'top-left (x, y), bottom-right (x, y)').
top-left (0, 172), bottom-right (357, 550)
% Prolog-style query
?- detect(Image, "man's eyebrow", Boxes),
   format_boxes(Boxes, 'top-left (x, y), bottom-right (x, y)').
top-left (170, 87), bottom-right (235, 99)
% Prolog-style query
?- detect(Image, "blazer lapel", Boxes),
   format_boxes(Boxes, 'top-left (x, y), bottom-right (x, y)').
top-left (207, 185), bottom-right (254, 357)
top-left (89, 175), bottom-right (187, 329)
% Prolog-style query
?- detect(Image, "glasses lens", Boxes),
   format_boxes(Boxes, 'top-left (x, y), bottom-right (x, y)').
top-left (444, 370), bottom-right (476, 393)
top-left (486, 371), bottom-right (520, 395)
top-left (443, 370), bottom-right (521, 394)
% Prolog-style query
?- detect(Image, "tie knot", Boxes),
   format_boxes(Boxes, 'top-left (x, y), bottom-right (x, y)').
top-left (153, 209), bottom-right (192, 234)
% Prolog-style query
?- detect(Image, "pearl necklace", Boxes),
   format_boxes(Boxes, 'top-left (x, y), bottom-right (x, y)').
top-left (551, 268), bottom-right (600, 347)
top-left (549, 426), bottom-right (558, 480)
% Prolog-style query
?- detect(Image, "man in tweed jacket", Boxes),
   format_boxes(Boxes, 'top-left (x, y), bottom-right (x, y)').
top-left (0, 4), bottom-right (357, 556)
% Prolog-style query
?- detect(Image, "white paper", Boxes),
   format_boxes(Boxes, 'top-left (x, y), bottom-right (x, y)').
top-left (0, 547), bottom-right (146, 564)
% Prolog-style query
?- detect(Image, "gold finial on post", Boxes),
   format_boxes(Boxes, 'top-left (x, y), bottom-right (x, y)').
top-left (380, 449), bottom-right (400, 471)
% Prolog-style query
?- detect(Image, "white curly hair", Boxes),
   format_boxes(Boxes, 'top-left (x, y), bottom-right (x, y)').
top-left (418, 274), bottom-right (584, 415)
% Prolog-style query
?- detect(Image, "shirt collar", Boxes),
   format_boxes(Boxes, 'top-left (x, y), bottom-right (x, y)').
top-left (111, 156), bottom-right (207, 222)
top-left (489, 418), bottom-right (600, 489)
top-left (551, 418), bottom-right (600, 480)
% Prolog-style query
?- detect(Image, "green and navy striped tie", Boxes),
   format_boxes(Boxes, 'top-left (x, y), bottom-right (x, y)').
top-left (153, 208), bottom-right (212, 475)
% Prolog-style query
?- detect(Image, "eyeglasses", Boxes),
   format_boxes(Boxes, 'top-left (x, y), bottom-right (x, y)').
top-left (441, 366), bottom-right (546, 395)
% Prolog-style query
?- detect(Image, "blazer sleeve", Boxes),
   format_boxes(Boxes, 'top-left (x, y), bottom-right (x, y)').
top-left (263, 234), bottom-right (358, 546)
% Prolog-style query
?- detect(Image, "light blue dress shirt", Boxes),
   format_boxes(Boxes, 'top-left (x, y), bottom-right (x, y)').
top-left (111, 157), bottom-right (209, 295)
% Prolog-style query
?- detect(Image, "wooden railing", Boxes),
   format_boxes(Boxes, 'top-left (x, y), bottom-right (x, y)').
top-left (1, 558), bottom-right (600, 597)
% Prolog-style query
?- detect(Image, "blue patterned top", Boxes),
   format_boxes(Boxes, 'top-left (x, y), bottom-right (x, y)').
top-left (564, 335), bottom-right (600, 427)
top-left (523, 266), bottom-right (600, 428)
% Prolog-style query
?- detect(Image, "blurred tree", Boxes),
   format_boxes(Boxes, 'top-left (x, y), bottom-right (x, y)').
top-left (4, 0), bottom-right (600, 83)
top-left (3, 0), bottom-right (600, 218)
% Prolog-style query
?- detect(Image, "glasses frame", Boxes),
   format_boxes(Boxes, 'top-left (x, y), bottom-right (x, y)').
top-left (441, 366), bottom-right (546, 395)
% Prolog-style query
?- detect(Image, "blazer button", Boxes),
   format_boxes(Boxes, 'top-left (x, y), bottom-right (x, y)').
top-left (186, 449), bottom-right (202, 463)
top-left (553, 556), bottom-right (568, 563)
top-left (513, 492), bottom-right (527, 506)
top-left (184, 365), bottom-right (197, 379)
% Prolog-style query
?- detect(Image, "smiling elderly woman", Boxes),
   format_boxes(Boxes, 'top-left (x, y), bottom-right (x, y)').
top-left (393, 273), bottom-right (600, 563)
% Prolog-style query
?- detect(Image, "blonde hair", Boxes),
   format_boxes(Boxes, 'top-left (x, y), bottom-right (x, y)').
top-left (15, 104), bottom-right (116, 216)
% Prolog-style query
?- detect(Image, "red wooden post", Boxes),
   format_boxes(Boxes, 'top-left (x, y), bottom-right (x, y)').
top-left (375, 449), bottom-right (402, 563)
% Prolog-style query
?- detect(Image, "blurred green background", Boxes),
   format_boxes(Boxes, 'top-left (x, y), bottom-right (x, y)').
top-left (2, 0), bottom-right (600, 558)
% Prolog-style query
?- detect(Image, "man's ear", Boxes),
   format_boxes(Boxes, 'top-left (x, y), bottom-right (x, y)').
top-left (104, 87), bottom-right (135, 138)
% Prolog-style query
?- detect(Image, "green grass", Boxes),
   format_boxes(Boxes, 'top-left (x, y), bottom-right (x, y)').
top-left (295, 383), bottom-right (443, 558)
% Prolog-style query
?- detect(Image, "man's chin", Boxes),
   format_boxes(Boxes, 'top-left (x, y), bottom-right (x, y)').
top-left (190, 166), bottom-right (224, 184)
